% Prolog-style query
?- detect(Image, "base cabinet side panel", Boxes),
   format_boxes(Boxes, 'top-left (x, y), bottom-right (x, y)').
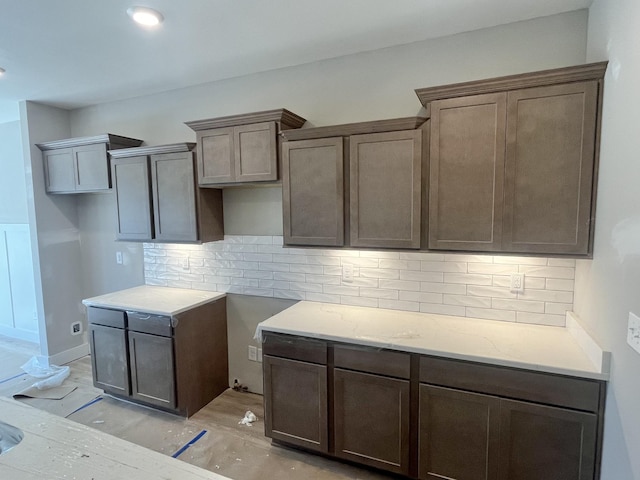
top-left (334, 368), bottom-right (410, 475)
top-left (498, 399), bottom-right (598, 480)
top-left (419, 384), bottom-right (500, 480)
top-left (263, 355), bottom-right (328, 453)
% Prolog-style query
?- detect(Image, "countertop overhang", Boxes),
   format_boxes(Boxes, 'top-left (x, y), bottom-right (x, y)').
top-left (257, 301), bottom-right (609, 380)
top-left (82, 285), bottom-right (225, 317)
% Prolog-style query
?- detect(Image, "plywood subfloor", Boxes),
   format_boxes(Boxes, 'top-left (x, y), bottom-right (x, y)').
top-left (0, 339), bottom-right (392, 480)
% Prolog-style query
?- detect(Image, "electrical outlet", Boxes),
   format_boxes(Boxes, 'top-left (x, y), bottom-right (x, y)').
top-left (116, 251), bottom-right (123, 265)
top-left (510, 273), bottom-right (525, 293)
top-left (248, 345), bottom-right (258, 361)
top-left (627, 312), bottom-right (640, 354)
top-left (342, 263), bottom-right (354, 283)
top-left (70, 321), bottom-right (83, 336)
top-left (181, 257), bottom-right (189, 271)
top-left (257, 347), bottom-right (263, 363)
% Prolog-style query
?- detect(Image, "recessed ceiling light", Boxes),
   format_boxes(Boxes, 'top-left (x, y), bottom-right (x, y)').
top-left (127, 6), bottom-right (164, 27)
top-left (0, 68), bottom-right (5, 76)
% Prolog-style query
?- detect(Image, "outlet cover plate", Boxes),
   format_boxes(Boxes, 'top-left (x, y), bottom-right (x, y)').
top-left (627, 312), bottom-right (640, 354)
top-left (510, 273), bottom-right (524, 293)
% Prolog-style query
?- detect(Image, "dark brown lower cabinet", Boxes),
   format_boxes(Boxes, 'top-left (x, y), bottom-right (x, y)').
top-left (498, 399), bottom-right (597, 480)
top-left (334, 368), bottom-right (410, 475)
top-left (89, 323), bottom-right (130, 397)
top-left (419, 385), bottom-right (500, 480)
top-left (128, 330), bottom-right (175, 410)
top-left (263, 355), bottom-right (328, 453)
top-left (262, 332), bottom-right (605, 480)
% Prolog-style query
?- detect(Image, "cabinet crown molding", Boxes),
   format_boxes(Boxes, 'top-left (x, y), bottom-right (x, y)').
top-left (185, 108), bottom-right (306, 131)
top-left (415, 61), bottom-right (608, 106)
top-left (108, 142), bottom-right (196, 158)
top-left (36, 134), bottom-right (143, 151)
top-left (281, 116), bottom-right (427, 142)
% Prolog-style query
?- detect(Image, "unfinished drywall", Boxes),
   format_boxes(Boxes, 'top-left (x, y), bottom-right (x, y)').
top-left (573, 0), bottom-right (640, 478)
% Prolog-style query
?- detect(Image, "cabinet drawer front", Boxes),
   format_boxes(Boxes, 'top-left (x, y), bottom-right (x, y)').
top-left (420, 355), bottom-right (602, 412)
top-left (87, 307), bottom-right (126, 328)
top-left (127, 311), bottom-right (172, 337)
top-left (262, 332), bottom-right (327, 364)
top-left (334, 344), bottom-right (410, 379)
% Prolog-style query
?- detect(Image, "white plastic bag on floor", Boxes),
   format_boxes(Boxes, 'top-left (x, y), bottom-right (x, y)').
top-left (20, 356), bottom-right (70, 390)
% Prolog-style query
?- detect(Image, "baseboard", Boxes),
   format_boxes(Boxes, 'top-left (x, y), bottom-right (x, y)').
top-left (0, 325), bottom-right (39, 344)
top-left (48, 342), bottom-right (90, 366)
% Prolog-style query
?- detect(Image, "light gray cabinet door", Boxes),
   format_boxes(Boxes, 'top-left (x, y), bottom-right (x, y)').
top-left (197, 127), bottom-right (235, 184)
top-left (503, 81), bottom-right (598, 254)
top-left (350, 130), bottom-right (422, 249)
top-left (150, 152), bottom-right (198, 242)
top-left (112, 156), bottom-right (153, 241)
top-left (74, 143), bottom-right (110, 191)
top-left (128, 331), bottom-right (176, 410)
top-left (234, 121), bottom-right (278, 182)
top-left (43, 148), bottom-right (75, 193)
top-left (89, 324), bottom-right (130, 396)
top-left (429, 93), bottom-right (506, 251)
top-left (282, 137), bottom-right (344, 246)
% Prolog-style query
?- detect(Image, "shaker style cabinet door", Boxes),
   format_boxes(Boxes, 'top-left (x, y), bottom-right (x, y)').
top-left (497, 399), bottom-right (598, 480)
top-left (350, 129), bottom-right (422, 249)
top-left (73, 143), bottom-right (110, 192)
top-left (128, 330), bottom-right (176, 410)
top-left (429, 93), bottom-right (506, 251)
top-left (112, 156), bottom-right (154, 241)
top-left (150, 152), bottom-right (198, 242)
top-left (282, 137), bottom-right (344, 246)
top-left (263, 355), bottom-right (328, 453)
top-left (89, 324), bottom-right (130, 396)
top-left (419, 385), bottom-right (500, 480)
top-left (43, 148), bottom-right (75, 193)
top-left (503, 81), bottom-right (598, 255)
top-left (234, 121), bottom-right (278, 182)
top-left (196, 127), bottom-right (235, 184)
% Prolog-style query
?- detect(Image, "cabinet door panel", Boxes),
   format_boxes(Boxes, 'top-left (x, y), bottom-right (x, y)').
top-left (334, 368), bottom-right (410, 475)
top-left (128, 331), bottom-right (176, 409)
top-left (151, 152), bottom-right (198, 242)
top-left (89, 324), bottom-right (130, 396)
top-left (198, 127), bottom-right (234, 184)
top-left (74, 143), bottom-right (109, 191)
top-left (263, 355), bottom-right (328, 453)
top-left (350, 130), bottom-right (422, 248)
top-left (234, 122), bottom-right (278, 182)
top-left (282, 137), bottom-right (344, 246)
top-left (503, 81), bottom-right (598, 254)
top-left (43, 148), bottom-right (75, 192)
top-left (498, 399), bottom-right (597, 480)
top-left (419, 385), bottom-right (500, 480)
top-left (429, 93), bottom-right (506, 251)
top-left (112, 157), bottom-right (153, 241)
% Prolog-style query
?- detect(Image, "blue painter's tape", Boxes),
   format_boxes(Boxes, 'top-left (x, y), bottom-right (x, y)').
top-left (172, 429), bottom-right (208, 458)
top-left (0, 372), bottom-right (26, 384)
top-left (67, 396), bottom-right (103, 416)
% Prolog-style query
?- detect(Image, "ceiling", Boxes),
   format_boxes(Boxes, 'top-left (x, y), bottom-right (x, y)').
top-left (0, 0), bottom-right (592, 123)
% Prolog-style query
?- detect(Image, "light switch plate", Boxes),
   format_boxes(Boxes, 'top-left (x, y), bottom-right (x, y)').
top-left (627, 312), bottom-right (640, 354)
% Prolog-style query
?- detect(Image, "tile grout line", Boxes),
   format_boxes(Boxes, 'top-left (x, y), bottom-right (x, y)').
top-left (172, 429), bottom-right (208, 458)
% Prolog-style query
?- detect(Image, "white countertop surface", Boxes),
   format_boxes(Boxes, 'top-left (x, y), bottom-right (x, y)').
top-left (257, 301), bottom-right (609, 380)
top-left (0, 397), bottom-right (229, 480)
top-left (82, 285), bottom-right (225, 316)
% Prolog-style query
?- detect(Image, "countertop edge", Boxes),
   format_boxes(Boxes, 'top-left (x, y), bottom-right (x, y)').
top-left (82, 292), bottom-right (226, 317)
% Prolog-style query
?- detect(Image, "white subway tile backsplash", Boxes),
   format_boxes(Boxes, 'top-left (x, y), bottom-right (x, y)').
top-left (144, 236), bottom-right (578, 328)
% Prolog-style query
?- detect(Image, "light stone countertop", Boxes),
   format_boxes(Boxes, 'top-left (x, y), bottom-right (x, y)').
top-left (256, 301), bottom-right (609, 380)
top-left (0, 397), bottom-right (229, 480)
top-left (82, 285), bottom-right (225, 316)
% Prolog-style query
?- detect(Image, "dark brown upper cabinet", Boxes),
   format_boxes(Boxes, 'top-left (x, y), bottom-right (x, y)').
top-left (416, 62), bottom-right (607, 256)
top-left (281, 117), bottom-right (427, 249)
top-left (109, 143), bottom-right (223, 243)
top-left (36, 134), bottom-right (143, 194)
top-left (185, 109), bottom-right (306, 186)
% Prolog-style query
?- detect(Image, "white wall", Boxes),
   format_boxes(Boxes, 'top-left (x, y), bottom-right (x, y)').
top-left (0, 121), bottom-right (29, 224)
top-left (573, 1), bottom-right (640, 478)
top-left (69, 11), bottom-right (588, 300)
top-left (20, 101), bottom-right (88, 363)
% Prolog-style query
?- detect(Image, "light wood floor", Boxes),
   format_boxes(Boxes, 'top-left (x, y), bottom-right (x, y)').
top-left (0, 335), bottom-right (391, 480)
